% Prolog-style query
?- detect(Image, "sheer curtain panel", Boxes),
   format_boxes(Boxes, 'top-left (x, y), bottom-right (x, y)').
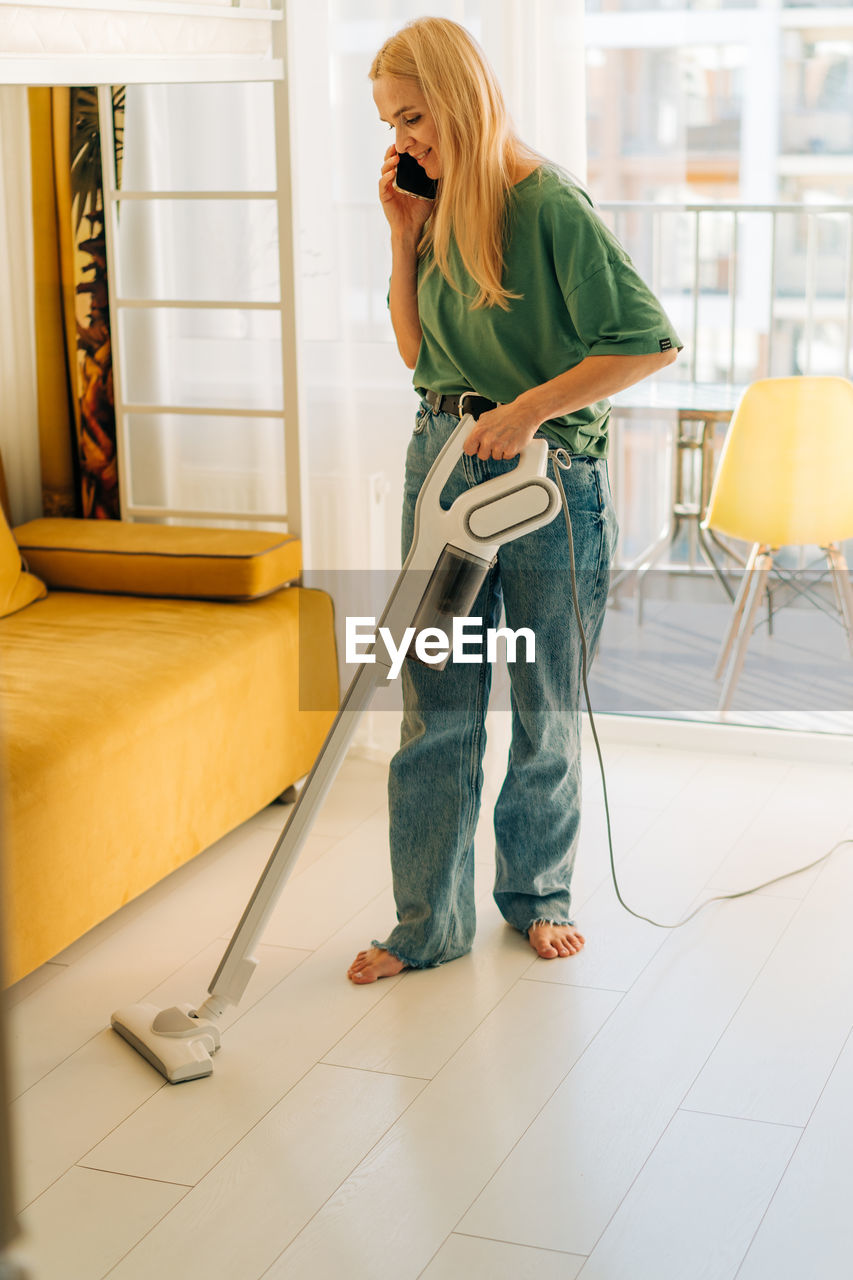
top-left (0, 87), bottom-right (42, 524)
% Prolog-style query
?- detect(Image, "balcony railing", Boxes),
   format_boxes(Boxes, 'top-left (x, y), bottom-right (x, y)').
top-left (597, 200), bottom-right (853, 385)
top-left (337, 198), bottom-right (853, 389)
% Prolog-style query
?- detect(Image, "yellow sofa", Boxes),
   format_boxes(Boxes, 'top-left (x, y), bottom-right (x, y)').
top-left (0, 508), bottom-right (339, 987)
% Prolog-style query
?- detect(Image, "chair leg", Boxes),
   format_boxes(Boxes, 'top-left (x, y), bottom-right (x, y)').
top-left (714, 542), bottom-right (761, 680)
top-left (826, 544), bottom-right (853, 658)
top-left (718, 549), bottom-right (774, 714)
top-left (633, 520), bottom-right (677, 626)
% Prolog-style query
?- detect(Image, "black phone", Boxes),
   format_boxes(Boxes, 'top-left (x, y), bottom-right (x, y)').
top-left (393, 150), bottom-right (438, 201)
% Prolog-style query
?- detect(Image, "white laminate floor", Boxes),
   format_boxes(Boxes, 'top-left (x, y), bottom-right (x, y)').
top-left (5, 713), bottom-right (853, 1280)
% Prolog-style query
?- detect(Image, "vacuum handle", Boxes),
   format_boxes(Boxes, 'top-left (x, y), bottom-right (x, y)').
top-left (419, 413), bottom-right (549, 506)
top-left (418, 414), bottom-right (473, 502)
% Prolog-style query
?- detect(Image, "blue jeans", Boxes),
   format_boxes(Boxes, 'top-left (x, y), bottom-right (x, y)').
top-left (372, 401), bottom-right (618, 968)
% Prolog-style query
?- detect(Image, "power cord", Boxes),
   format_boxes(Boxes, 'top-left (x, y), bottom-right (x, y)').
top-left (548, 446), bottom-right (852, 929)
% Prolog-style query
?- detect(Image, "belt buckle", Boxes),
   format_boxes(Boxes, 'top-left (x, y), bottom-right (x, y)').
top-left (458, 391), bottom-right (476, 419)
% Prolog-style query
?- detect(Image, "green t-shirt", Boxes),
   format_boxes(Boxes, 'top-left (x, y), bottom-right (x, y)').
top-left (413, 166), bottom-right (683, 457)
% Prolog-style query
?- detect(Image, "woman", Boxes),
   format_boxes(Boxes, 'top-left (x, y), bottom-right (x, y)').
top-left (348, 17), bottom-right (680, 984)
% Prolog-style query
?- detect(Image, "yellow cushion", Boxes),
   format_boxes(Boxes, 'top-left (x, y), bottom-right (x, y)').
top-left (14, 518), bottom-right (301, 600)
top-left (0, 505), bottom-right (46, 619)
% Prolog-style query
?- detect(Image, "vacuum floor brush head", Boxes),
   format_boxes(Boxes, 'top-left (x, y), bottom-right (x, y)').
top-left (111, 1002), bottom-right (221, 1084)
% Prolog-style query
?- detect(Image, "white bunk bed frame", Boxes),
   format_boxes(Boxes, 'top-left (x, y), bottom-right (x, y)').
top-left (0, 0), bottom-right (308, 542)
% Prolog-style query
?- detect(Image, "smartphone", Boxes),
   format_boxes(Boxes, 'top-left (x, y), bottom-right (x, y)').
top-left (393, 150), bottom-right (438, 201)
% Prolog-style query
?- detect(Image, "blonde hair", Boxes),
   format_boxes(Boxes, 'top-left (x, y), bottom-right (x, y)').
top-left (369, 17), bottom-right (539, 310)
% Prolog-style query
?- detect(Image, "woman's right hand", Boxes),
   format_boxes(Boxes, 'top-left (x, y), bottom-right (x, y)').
top-left (379, 145), bottom-right (433, 241)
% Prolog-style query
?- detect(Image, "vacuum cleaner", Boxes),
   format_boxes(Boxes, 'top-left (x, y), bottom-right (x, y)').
top-left (111, 413), bottom-right (562, 1083)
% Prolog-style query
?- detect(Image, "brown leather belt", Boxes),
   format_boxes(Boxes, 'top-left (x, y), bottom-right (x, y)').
top-left (424, 389), bottom-right (498, 420)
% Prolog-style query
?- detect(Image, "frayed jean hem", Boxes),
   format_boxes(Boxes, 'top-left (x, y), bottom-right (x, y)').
top-left (369, 939), bottom-right (433, 970)
top-left (523, 917), bottom-right (575, 935)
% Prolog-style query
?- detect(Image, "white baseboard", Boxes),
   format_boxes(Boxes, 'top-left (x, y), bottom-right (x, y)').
top-left (351, 708), bottom-right (853, 767)
top-left (585, 712), bottom-right (853, 764)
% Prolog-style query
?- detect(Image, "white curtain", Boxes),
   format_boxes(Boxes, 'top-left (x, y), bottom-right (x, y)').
top-left (292, 0), bottom-right (587, 575)
top-left (117, 80), bottom-right (285, 522)
top-left (0, 86), bottom-right (42, 525)
top-left (114, 1), bottom-right (586, 569)
top-left (271, 1), bottom-right (584, 747)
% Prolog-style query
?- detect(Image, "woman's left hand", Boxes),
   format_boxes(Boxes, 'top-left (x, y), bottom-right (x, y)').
top-left (462, 401), bottom-right (542, 460)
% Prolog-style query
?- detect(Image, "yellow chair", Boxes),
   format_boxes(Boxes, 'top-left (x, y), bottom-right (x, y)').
top-left (701, 375), bottom-right (853, 712)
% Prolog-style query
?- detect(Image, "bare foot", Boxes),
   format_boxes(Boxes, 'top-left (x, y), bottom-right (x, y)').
top-left (527, 921), bottom-right (585, 959)
top-left (347, 947), bottom-right (407, 984)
